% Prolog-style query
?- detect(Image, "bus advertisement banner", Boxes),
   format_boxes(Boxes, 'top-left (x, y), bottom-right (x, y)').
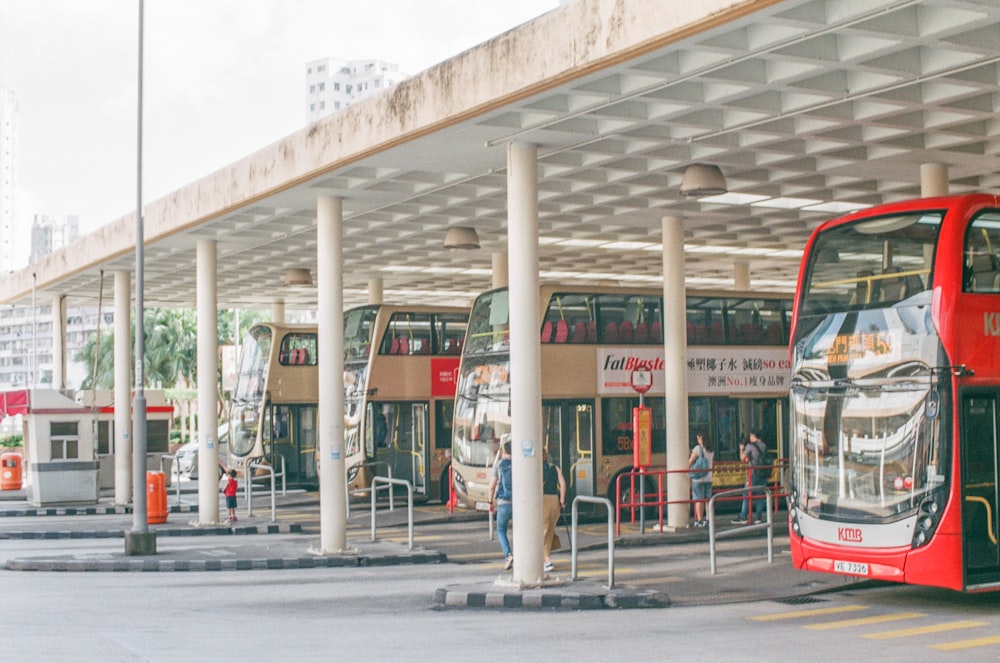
top-left (598, 348), bottom-right (790, 395)
top-left (430, 357), bottom-right (461, 397)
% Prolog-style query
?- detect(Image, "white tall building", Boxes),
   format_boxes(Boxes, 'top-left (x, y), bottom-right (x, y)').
top-left (31, 214), bottom-right (79, 263)
top-left (0, 89), bottom-right (16, 274)
top-left (305, 58), bottom-right (408, 123)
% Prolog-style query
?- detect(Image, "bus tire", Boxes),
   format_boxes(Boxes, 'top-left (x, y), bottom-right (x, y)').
top-left (439, 464), bottom-right (452, 505)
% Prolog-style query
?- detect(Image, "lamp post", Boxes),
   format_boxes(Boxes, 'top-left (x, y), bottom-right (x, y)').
top-left (125, 0), bottom-right (154, 555)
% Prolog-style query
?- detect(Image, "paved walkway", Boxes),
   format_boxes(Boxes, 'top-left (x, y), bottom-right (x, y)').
top-left (0, 485), bottom-right (864, 609)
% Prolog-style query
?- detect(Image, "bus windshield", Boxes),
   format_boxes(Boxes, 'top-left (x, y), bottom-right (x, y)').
top-left (799, 211), bottom-right (943, 319)
top-left (791, 210), bottom-right (950, 523)
top-left (453, 355), bottom-right (510, 468)
top-left (345, 305), bottom-right (378, 361)
top-left (231, 326), bottom-right (271, 457)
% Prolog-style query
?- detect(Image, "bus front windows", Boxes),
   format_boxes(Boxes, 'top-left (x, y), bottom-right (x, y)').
top-left (791, 381), bottom-right (945, 521)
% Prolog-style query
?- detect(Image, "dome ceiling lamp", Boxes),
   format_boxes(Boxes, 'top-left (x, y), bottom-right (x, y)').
top-left (680, 163), bottom-right (728, 197)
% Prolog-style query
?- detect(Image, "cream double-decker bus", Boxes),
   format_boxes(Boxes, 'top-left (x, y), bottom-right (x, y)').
top-left (450, 285), bottom-right (792, 512)
top-left (230, 305), bottom-right (468, 497)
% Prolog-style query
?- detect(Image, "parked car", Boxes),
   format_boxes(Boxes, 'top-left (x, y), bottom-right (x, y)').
top-left (172, 424), bottom-right (229, 480)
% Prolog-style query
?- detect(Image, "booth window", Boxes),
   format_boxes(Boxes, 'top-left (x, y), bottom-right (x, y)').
top-left (147, 420), bottom-right (170, 453)
top-left (50, 421), bottom-right (80, 460)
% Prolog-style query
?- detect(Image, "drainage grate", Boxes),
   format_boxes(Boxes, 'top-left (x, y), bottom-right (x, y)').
top-left (774, 595), bottom-right (827, 605)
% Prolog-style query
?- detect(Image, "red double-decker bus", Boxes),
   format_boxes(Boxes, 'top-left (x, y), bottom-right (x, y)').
top-left (788, 193), bottom-right (1000, 592)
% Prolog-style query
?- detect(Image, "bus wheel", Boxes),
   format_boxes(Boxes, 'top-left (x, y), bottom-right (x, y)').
top-left (439, 464), bottom-right (452, 505)
top-left (608, 471), bottom-right (658, 520)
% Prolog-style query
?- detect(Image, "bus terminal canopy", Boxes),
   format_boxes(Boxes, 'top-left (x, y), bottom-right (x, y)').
top-left (2, 0), bottom-right (1000, 310)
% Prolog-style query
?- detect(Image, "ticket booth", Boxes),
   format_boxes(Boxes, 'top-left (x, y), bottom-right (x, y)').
top-left (76, 390), bottom-right (174, 489)
top-left (19, 389), bottom-right (100, 506)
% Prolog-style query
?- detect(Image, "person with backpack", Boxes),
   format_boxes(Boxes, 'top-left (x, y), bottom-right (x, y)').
top-left (688, 431), bottom-right (714, 527)
top-left (487, 437), bottom-right (514, 570)
top-left (733, 430), bottom-right (771, 524)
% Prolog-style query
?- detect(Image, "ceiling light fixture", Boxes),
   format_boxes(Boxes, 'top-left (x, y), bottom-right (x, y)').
top-left (284, 268), bottom-right (313, 287)
top-left (680, 163), bottom-right (728, 197)
top-left (443, 226), bottom-right (480, 250)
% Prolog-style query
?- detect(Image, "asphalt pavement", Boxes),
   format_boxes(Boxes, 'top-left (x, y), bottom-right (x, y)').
top-left (0, 483), bottom-right (866, 609)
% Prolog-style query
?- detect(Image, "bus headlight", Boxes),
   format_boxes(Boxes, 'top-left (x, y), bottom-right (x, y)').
top-left (911, 493), bottom-right (943, 549)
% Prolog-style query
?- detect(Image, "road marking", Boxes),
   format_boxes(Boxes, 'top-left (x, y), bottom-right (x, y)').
top-left (626, 575), bottom-right (685, 585)
top-left (750, 605), bottom-right (868, 621)
top-left (928, 635), bottom-right (1000, 651)
top-left (863, 620), bottom-right (987, 639)
top-left (804, 612), bottom-right (927, 630)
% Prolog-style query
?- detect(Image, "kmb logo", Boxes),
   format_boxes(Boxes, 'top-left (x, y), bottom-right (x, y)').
top-left (838, 527), bottom-right (863, 542)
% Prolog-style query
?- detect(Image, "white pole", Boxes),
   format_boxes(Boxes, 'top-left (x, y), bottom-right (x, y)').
top-left (50, 295), bottom-right (66, 389)
top-left (507, 141), bottom-right (544, 585)
top-left (663, 215), bottom-right (690, 529)
top-left (197, 240), bottom-right (220, 524)
top-left (271, 300), bottom-right (285, 324)
top-left (491, 252), bottom-right (508, 289)
top-left (318, 196), bottom-right (347, 552)
top-left (114, 271), bottom-right (132, 504)
top-left (367, 278), bottom-right (383, 305)
top-left (921, 163), bottom-right (948, 197)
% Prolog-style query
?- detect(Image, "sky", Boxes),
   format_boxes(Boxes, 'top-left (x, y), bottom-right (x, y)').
top-left (0, 0), bottom-right (560, 262)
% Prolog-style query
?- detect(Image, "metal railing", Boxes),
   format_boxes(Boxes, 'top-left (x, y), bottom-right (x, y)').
top-left (370, 476), bottom-right (414, 550)
top-left (571, 495), bottom-right (615, 589)
top-left (707, 485), bottom-right (774, 575)
top-left (159, 453), bottom-right (184, 505)
top-left (245, 457), bottom-right (285, 522)
top-left (346, 461), bottom-right (393, 518)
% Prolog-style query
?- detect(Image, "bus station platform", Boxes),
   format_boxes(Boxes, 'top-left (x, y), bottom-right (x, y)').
top-left (0, 485), bottom-right (862, 609)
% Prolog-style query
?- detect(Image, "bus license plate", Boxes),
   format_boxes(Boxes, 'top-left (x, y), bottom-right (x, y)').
top-left (834, 560), bottom-right (869, 576)
top-left (475, 501), bottom-right (490, 512)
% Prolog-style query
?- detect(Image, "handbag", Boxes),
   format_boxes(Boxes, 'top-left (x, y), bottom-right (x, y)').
top-left (551, 532), bottom-right (561, 551)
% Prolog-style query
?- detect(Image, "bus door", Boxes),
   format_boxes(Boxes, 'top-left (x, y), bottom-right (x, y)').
top-left (542, 400), bottom-right (594, 506)
top-left (374, 401), bottom-right (429, 496)
top-left (267, 404), bottom-right (318, 486)
top-left (961, 392), bottom-right (1000, 585)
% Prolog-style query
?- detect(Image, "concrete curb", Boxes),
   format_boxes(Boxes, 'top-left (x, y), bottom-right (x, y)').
top-left (5, 549), bottom-right (447, 572)
top-left (432, 580), bottom-right (670, 610)
top-left (0, 522), bottom-right (302, 539)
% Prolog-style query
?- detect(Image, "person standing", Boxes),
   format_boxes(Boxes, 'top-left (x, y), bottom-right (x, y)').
top-left (688, 431), bottom-right (714, 527)
top-left (733, 430), bottom-right (767, 524)
top-left (541, 450), bottom-right (567, 573)
top-left (487, 438), bottom-right (514, 570)
top-left (223, 469), bottom-right (239, 523)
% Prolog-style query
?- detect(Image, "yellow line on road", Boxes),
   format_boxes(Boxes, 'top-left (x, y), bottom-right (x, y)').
top-left (627, 575), bottom-right (686, 585)
top-left (863, 620), bottom-right (987, 639)
top-left (805, 612), bottom-right (926, 630)
top-left (750, 605), bottom-right (868, 621)
top-left (929, 635), bottom-right (1000, 651)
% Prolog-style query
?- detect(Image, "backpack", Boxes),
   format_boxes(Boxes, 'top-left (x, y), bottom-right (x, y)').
top-left (495, 458), bottom-right (512, 501)
top-left (691, 446), bottom-right (710, 480)
top-left (752, 440), bottom-right (774, 482)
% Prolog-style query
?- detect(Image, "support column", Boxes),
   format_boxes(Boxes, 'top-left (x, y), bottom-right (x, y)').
top-left (317, 196), bottom-right (348, 553)
top-left (491, 252), bottom-right (509, 289)
top-left (662, 216), bottom-right (690, 529)
top-left (734, 261), bottom-right (750, 291)
top-left (114, 271), bottom-right (132, 504)
top-left (197, 240), bottom-right (220, 524)
top-left (367, 278), bottom-right (384, 305)
top-left (50, 295), bottom-right (66, 390)
top-left (271, 300), bottom-right (285, 324)
top-left (507, 141), bottom-right (543, 585)
top-left (921, 163), bottom-right (948, 197)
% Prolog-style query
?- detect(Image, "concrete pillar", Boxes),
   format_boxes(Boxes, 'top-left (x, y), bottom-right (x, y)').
top-left (197, 240), bottom-right (220, 524)
top-left (317, 196), bottom-right (348, 553)
top-left (734, 261), bottom-right (750, 291)
top-left (114, 271), bottom-right (132, 504)
top-left (662, 216), bottom-right (690, 529)
top-left (921, 163), bottom-right (948, 197)
top-left (50, 295), bottom-right (66, 390)
top-left (507, 141), bottom-right (544, 585)
top-left (271, 300), bottom-right (285, 324)
top-left (491, 252), bottom-right (509, 289)
top-left (367, 278), bottom-right (383, 305)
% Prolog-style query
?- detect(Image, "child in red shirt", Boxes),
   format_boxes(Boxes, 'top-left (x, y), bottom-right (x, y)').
top-left (224, 469), bottom-right (238, 522)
